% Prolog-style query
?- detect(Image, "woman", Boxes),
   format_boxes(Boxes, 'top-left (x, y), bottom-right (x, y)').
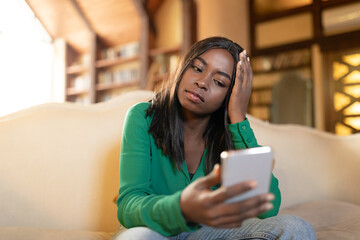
top-left (112, 37), bottom-right (316, 240)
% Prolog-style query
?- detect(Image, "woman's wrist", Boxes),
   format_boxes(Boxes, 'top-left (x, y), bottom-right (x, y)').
top-left (229, 113), bottom-right (246, 124)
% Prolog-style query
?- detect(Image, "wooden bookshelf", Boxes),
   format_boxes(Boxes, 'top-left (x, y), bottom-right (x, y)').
top-left (63, 0), bottom-right (196, 104)
top-left (95, 80), bottom-right (140, 91)
top-left (66, 65), bottom-right (89, 74)
top-left (146, 45), bottom-right (181, 91)
top-left (64, 40), bottom-right (141, 104)
top-left (95, 56), bottom-right (139, 68)
top-left (149, 45), bottom-right (180, 57)
top-left (94, 41), bottom-right (141, 102)
top-left (64, 41), bottom-right (94, 104)
top-left (66, 88), bottom-right (90, 96)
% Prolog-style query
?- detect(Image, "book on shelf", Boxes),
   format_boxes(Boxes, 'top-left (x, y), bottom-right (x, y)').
top-left (252, 90), bottom-right (272, 105)
top-left (100, 42), bottom-right (139, 60)
top-left (151, 53), bottom-right (179, 76)
top-left (68, 53), bottom-right (90, 67)
top-left (252, 49), bottom-right (311, 73)
top-left (98, 71), bottom-right (112, 84)
top-left (249, 106), bottom-right (269, 121)
top-left (73, 74), bottom-right (90, 90)
top-left (97, 85), bottom-right (140, 102)
top-left (72, 94), bottom-right (91, 105)
top-left (98, 68), bottom-right (139, 86)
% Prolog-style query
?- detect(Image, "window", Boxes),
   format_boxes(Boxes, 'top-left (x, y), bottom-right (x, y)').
top-left (0, 0), bottom-right (54, 117)
top-left (326, 49), bottom-right (360, 135)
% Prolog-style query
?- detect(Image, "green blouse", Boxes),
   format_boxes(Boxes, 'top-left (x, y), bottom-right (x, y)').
top-left (117, 102), bottom-right (281, 237)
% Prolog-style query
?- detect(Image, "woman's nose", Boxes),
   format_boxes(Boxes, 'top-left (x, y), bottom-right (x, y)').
top-left (195, 79), bottom-right (208, 91)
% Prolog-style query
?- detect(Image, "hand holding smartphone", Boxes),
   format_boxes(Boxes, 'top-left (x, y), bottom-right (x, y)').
top-left (221, 146), bottom-right (273, 203)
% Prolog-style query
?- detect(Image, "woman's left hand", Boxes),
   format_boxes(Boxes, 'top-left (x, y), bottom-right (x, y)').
top-left (228, 50), bottom-right (253, 124)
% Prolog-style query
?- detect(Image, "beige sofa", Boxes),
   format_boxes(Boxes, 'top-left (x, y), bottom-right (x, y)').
top-left (0, 90), bottom-right (359, 240)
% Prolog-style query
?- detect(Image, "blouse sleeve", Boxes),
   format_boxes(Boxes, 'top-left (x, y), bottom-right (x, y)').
top-left (228, 118), bottom-right (281, 218)
top-left (116, 104), bottom-right (199, 236)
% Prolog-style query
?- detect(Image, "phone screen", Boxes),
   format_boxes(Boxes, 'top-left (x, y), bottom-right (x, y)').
top-left (221, 146), bottom-right (273, 203)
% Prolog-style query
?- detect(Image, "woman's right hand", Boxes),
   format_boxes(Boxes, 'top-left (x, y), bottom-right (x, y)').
top-left (228, 50), bottom-right (253, 124)
top-left (180, 164), bottom-right (274, 228)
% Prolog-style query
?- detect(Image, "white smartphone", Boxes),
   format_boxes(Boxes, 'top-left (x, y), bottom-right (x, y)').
top-left (221, 146), bottom-right (273, 203)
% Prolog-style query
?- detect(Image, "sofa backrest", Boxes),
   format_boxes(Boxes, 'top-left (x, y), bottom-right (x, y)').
top-left (0, 90), bottom-right (154, 232)
top-left (1, 89), bottom-right (359, 232)
top-left (248, 115), bottom-right (360, 209)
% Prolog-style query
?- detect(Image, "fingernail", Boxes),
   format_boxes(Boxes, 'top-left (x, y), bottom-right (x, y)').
top-left (212, 164), bottom-right (219, 176)
top-left (263, 203), bottom-right (273, 211)
top-left (249, 180), bottom-right (258, 188)
top-left (244, 50), bottom-right (247, 55)
top-left (266, 194), bottom-right (275, 201)
top-left (239, 60), bottom-right (242, 65)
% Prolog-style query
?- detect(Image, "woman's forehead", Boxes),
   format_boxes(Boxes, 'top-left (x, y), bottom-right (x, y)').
top-left (197, 48), bottom-right (234, 75)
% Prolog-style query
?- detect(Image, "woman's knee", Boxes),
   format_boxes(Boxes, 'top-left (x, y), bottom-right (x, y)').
top-left (111, 227), bottom-right (168, 240)
top-left (274, 215), bottom-right (317, 240)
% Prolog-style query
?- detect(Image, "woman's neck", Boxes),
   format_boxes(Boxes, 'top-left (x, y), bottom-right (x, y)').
top-left (181, 109), bottom-right (211, 135)
top-left (183, 118), bottom-right (207, 174)
top-left (183, 117), bottom-right (209, 140)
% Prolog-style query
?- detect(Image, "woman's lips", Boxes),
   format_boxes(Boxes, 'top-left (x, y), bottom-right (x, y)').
top-left (185, 90), bottom-right (204, 102)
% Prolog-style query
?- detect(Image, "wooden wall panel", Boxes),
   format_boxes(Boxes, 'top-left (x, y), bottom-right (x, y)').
top-left (75, 0), bottom-right (140, 47)
top-left (26, 0), bottom-right (91, 53)
top-left (26, 0), bottom-right (143, 53)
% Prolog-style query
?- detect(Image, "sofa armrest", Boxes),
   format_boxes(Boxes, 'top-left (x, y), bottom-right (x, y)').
top-left (248, 115), bottom-right (360, 208)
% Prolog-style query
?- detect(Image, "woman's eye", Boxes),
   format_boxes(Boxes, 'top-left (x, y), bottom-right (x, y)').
top-left (214, 79), bottom-right (225, 87)
top-left (192, 65), bottom-right (202, 72)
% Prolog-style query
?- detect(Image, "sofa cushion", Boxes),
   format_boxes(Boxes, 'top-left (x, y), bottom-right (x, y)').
top-left (0, 90), bottom-right (154, 232)
top-left (279, 200), bottom-right (360, 240)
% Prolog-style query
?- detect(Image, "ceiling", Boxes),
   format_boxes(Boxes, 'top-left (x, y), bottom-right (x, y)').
top-left (25, 0), bottom-right (163, 53)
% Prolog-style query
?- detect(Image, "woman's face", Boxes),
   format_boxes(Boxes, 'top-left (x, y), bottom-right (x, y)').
top-left (177, 48), bottom-right (234, 119)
